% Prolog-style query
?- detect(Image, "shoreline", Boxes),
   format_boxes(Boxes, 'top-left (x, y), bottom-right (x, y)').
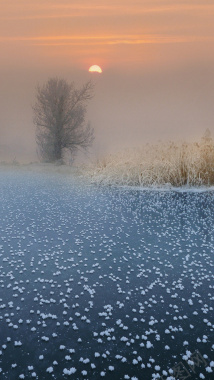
top-left (1, 162), bottom-right (214, 192)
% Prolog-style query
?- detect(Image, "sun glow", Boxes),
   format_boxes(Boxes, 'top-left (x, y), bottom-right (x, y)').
top-left (89, 65), bottom-right (102, 73)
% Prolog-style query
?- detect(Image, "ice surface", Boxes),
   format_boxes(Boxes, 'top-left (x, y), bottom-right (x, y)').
top-left (0, 169), bottom-right (213, 379)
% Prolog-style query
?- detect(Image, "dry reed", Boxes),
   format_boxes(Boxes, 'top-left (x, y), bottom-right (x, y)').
top-left (86, 131), bottom-right (214, 187)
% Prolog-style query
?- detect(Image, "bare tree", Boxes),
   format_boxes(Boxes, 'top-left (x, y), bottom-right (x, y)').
top-left (33, 78), bottom-right (94, 163)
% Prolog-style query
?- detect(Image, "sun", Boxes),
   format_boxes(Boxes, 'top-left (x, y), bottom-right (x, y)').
top-left (89, 65), bottom-right (102, 73)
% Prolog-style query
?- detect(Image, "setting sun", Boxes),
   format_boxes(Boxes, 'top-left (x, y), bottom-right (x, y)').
top-left (89, 65), bottom-right (102, 73)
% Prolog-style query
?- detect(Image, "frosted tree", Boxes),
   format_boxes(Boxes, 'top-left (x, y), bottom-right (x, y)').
top-left (33, 78), bottom-right (94, 163)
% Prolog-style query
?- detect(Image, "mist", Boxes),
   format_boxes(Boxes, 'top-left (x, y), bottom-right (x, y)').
top-left (1, 46), bottom-right (214, 164)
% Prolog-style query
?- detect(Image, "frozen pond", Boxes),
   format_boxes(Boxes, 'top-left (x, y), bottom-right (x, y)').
top-left (0, 169), bottom-right (214, 379)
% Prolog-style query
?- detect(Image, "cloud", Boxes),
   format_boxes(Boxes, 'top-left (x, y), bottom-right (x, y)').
top-left (1, 34), bottom-right (213, 46)
top-left (1, 2), bottom-right (214, 21)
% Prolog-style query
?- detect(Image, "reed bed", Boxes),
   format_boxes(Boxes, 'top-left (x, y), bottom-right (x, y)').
top-left (87, 135), bottom-right (214, 187)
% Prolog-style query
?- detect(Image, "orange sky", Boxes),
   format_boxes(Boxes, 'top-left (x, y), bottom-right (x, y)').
top-left (1, 0), bottom-right (214, 70)
top-left (1, 0), bottom-right (214, 160)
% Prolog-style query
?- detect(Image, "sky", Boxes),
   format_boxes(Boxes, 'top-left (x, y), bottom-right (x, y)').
top-left (1, 0), bottom-right (214, 162)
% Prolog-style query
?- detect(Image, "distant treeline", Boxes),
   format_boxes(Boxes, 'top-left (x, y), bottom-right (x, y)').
top-left (88, 129), bottom-right (214, 187)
